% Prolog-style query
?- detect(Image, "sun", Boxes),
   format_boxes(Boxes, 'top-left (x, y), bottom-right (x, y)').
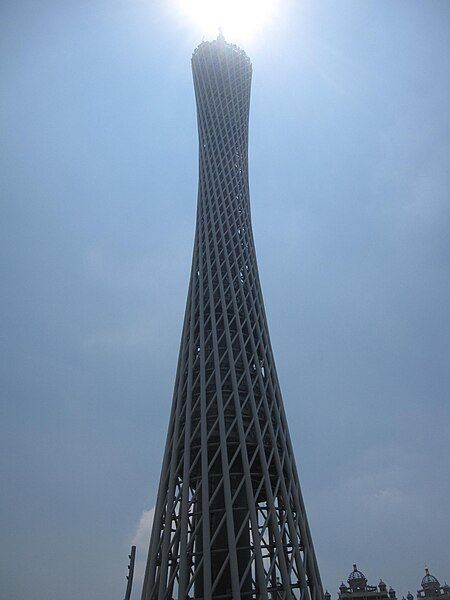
top-left (177, 0), bottom-right (279, 44)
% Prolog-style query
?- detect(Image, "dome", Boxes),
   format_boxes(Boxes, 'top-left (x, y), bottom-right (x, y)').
top-left (348, 565), bottom-right (367, 590)
top-left (422, 569), bottom-right (440, 588)
top-left (348, 565), bottom-right (366, 582)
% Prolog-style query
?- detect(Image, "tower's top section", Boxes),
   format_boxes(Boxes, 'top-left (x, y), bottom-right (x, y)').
top-left (192, 33), bottom-right (251, 65)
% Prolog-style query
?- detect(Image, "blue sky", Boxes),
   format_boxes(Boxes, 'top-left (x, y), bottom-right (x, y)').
top-left (1, 1), bottom-right (449, 599)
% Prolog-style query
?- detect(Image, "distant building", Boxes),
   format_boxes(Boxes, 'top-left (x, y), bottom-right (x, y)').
top-left (325, 564), bottom-right (450, 600)
top-left (412, 569), bottom-right (450, 600)
top-left (326, 564), bottom-right (397, 600)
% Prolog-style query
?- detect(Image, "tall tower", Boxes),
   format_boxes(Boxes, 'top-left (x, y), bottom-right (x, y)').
top-left (141, 35), bottom-right (323, 600)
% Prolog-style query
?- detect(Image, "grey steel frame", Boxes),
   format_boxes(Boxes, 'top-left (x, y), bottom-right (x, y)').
top-left (141, 36), bottom-right (324, 600)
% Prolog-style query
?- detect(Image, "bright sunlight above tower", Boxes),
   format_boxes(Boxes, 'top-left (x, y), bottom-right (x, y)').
top-left (177, 0), bottom-right (279, 43)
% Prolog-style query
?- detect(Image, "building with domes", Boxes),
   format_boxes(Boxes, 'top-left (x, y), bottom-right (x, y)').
top-left (415, 569), bottom-right (450, 600)
top-left (333, 565), bottom-right (397, 600)
top-left (325, 565), bottom-right (450, 600)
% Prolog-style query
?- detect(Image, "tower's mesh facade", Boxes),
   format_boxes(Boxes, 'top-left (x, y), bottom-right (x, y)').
top-left (141, 36), bottom-right (323, 600)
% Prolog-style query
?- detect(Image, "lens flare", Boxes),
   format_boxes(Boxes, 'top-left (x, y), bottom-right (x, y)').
top-left (177, 0), bottom-right (279, 43)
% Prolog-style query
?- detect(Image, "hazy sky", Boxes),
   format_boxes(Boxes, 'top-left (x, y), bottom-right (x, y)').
top-left (1, 1), bottom-right (449, 599)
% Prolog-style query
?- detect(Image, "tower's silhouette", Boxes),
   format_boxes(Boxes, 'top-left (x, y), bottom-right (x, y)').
top-left (141, 35), bottom-right (323, 600)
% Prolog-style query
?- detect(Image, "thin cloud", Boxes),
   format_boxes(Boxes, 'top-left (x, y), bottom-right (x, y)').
top-left (131, 506), bottom-right (155, 598)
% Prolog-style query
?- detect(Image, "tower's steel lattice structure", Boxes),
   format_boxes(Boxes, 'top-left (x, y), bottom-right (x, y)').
top-left (141, 35), bottom-right (323, 600)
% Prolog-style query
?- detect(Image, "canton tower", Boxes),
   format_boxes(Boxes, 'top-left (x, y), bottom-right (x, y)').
top-left (141, 34), bottom-right (323, 600)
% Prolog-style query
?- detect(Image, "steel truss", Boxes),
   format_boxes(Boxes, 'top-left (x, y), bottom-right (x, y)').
top-left (141, 35), bottom-right (324, 600)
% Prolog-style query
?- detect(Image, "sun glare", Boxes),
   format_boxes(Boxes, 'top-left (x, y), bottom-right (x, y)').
top-left (177, 0), bottom-right (279, 44)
